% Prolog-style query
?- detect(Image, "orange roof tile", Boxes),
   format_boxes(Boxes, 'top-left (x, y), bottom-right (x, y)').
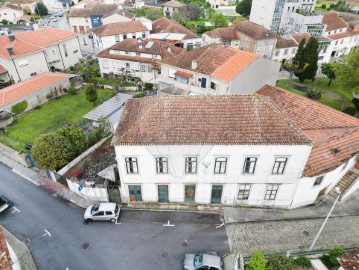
top-left (338, 248), bottom-right (359, 270)
top-left (323, 11), bottom-right (348, 31)
top-left (0, 64), bottom-right (7, 74)
top-left (0, 72), bottom-right (70, 107)
top-left (175, 70), bottom-right (193, 78)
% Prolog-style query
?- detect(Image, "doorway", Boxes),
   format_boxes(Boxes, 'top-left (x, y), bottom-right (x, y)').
top-left (158, 185), bottom-right (169, 203)
top-left (129, 185), bottom-right (142, 202)
top-left (185, 185), bottom-right (196, 203)
top-left (211, 185), bottom-right (223, 204)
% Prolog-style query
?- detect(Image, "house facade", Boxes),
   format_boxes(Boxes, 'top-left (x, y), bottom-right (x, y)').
top-left (112, 85), bottom-right (359, 208)
top-left (162, 0), bottom-right (186, 16)
top-left (157, 44), bottom-right (280, 95)
top-left (0, 4), bottom-right (23, 23)
top-left (0, 28), bottom-right (82, 82)
top-left (11, 0), bottom-right (37, 13)
top-left (272, 36), bottom-right (298, 63)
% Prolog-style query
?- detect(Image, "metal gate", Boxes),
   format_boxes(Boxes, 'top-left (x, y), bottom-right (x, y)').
top-left (211, 185), bottom-right (223, 204)
top-left (129, 185), bottom-right (142, 202)
top-left (158, 185), bottom-right (168, 203)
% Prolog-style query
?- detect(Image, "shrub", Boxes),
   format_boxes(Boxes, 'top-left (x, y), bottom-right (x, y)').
top-left (267, 254), bottom-right (294, 270)
top-left (56, 125), bottom-right (86, 154)
top-left (321, 3), bottom-right (326, 9)
top-left (352, 97), bottom-right (359, 111)
top-left (320, 247), bottom-right (346, 268)
top-left (133, 92), bottom-right (146, 98)
top-left (306, 89), bottom-right (322, 100)
top-left (46, 93), bottom-right (53, 99)
top-left (144, 83), bottom-right (154, 90)
top-left (34, 105), bottom-right (42, 110)
top-left (68, 86), bottom-right (78, 95)
top-left (247, 252), bottom-right (267, 270)
top-left (293, 256), bottom-right (311, 268)
top-left (11, 100), bottom-right (28, 114)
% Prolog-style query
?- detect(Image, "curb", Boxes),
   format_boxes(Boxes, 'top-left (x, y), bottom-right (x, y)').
top-left (11, 168), bottom-right (41, 187)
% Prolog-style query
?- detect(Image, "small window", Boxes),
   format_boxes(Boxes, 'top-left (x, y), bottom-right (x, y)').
top-left (275, 50), bottom-right (279, 56)
top-left (175, 75), bottom-right (189, 84)
top-left (264, 184), bottom-right (279, 200)
top-left (272, 157), bottom-right (287, 174)
top-left (243, 157), bottom-right (257, 174)
top-left (136, 52), bottom-right (141, 56)
top-left (314, 176), bottom-right (323, 186)
top-left (123, 34), bottom-right (127, 39)
top-left (142, 32), bottom-right (146, 38)
top-left (93, 211), bottom-right (104, 216)
top-left (125, 157), bottom-right (138, 174)
top-left (132, 33), bottom-right (136, 39)
top-left (214, 157), bottom-right (227, 174)
top-left (52, 49), bottom-right (56, 55)
top-left (115, 35), bottom-right (120, 42)
top-left (156, 157), bottom-right (168, 174)
top-left (210, 82), bottom-right (217, 90)
top-left (73, 49), bottom-right (78, 54)
top-left (284, 49), bottom-right (288, 55)
top-left (238, 184), bottom-right (251, 200)
top-left (30, 72), bottom-right (37, 76)
top-left (185, 157), bottom-right (197, 174)
top-left (63, 44), bottom-right (68, 57)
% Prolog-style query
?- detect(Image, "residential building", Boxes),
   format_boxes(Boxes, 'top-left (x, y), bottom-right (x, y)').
top-left (96, 38), bottom-right (184, 83)
top-left (151, 17), bottom-right (202, 49)
top-left (0, 28), bottom-right (82, 82)
top-left (203, 21), bottom-right (277, 59)
top-left (91, 20), bottom-right (149, 50)
top-left (0, 65), bottom-right (10, 85)
top-left (10, 0), bottom-right (37, 13)
top-left (250, 0), bottom-right (317, 32)
top-left (0, 4), bottom-right (23, 23)
top-left (0, 72), bottom-right (73, 112)
top-left (287, 11), bottom-right (324, 36)
top-left (272, 36), bottom-right (298, 63)
top-left (162, 0), bottom-right (186, 17)
top-left (157, 44), bottom-right (280, 95)
top-left (101, 9), bottom-right (135, 25)
top-left (112, 85), bottom-right (359, 208)
top-left (207, 0), bottom-right (236, 8)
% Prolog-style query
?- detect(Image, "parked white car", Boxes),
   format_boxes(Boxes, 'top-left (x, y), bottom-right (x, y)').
top-left (0, 196), bottom-right (10, 214)
top-left (183, 253), bottom-right (224, 270)
top-left (84, 203), bottom-right (120, 223)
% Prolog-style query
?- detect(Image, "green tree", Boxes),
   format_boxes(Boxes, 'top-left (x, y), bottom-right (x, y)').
top-left (333, 0), bottom-right (346, 11)
top-left (235, 0), bottom-right (252, 16)
top-left (333, 48), bottom-right (359, 92)
top-left (56, 125), bottom-right (86, 154)
top-left (145, 8), bottom-right (162, 20)
top-left (23, 6), bottom-right (32, 15)
top-left (294, 37), bottom-right (319, 82)
top-left (267, 254), bottom-right (294, 270)
top-left (321, 63), bottom-right (336, 86)
top-left (247, 252), bottom-right (267, 270)
top-left (32, 133), bottom-right (76, 171)
top-left (282, 61), bottom-right (308, 83)
top-left (35, 2), bottom-right (48, 16)
top-left (11, 100), bottom-right (28, 115)
top-left (85, 84), bottom-right (98, 105)
top-left (210, 13), bottom-right (228, 28)
top-left (293, 38), bottom-right (306, 73)
top-left (1, 19), bottom-right (9, 25)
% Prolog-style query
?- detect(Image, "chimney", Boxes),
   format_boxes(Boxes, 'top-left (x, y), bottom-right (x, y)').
top-left (167, 45), bottom-right (172, 53)
top-left (8, 34), bottom-right (15, 42)
top-left (191, 60), bottom-right (198, 69)
top-left (6, 46), bottom-right (14, 56)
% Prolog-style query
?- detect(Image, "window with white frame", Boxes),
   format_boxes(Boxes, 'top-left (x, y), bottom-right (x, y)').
top-left (123, 34), bottom-right (127, 39)
top-left (185, 157), bottom-right (197, 174)
top-left (102, 60), bottom-right (109, 69)
top-left (275, 50), bottom-right (279, 56)
top-left (142, 32), bottom-right (146, 38)
top-left (62, 44), bottom-right (68, 57)
top-left (115, 35), bottom-right (120, 42)
top-left (272, 157), bottom-right (287, 174)
top-left (125, 157), bottom-right (138, 174)
top-left (238, 184), bottom-right (251, 200)
top-left (175, 75), bottom-right (189, 84)
top-left (214, 157), bottom-right (227, 174)
top-left (264, 184), bottom-right (279, 200)
top-left (211, 82), bottom-right (217, 90)
top-left (156, 157), bottom-right (168, 174)
top-left (314, 176), bottom-right (323, 186)
top-left (243, 157), bottom-right (257, 174)
top-left (284, 49), bottom-right (288, 55)
top-left (132, 33), bottom-right (136, 39)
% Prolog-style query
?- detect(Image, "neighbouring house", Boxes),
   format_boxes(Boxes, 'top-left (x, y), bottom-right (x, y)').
top-left (112, 85), bottom-right (359, 208)
top-left (203, 21), bottom-right (277, 59)
top-left (157, 44), bottom-right (280, 95)
top-left (0, 72), bottom-right (73, 113)
top-left (91, 20), bottom-right (149, 50)
top-left (162, 0), bottom-right (186, 17)
top-left (151, 17), bottom-right (202, 49)
top-left (0, 28), bottom-right (82, 82)
top-left (0, 4), bottom-right (23, 23)
top-left (14, 14), bottom-right (32, 24)
top-left (287, 11), bottom-right (325, 36)
top-left (338, 248), bottom-right (359, 270)
top-left (207, 0), bottom-right (236, 9)
top-left (101, 9), bottom-right (135, 25)
top-left (96, 38), bottom-right (184, 83)
top-left (272, 36), bottom-right (298, 63)
top-left (68, 3), bottom-right (120, 33)
top-left (11, 0), bottom-right (37, 13)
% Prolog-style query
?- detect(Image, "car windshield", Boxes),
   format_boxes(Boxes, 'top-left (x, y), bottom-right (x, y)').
top-left (91, 204), bottom-right (100, 215)
top-left (194, 254), bottom-right (203, 268)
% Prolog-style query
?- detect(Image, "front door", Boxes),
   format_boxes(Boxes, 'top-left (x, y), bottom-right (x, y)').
top-left (211, 185), bottom-right (223, 204)
top-left (129, 185), bottom-right (142, 202)
top-left (158, 185), bottom-right (169, 203)
top-left (201, 78), bottom-right (207, 88)
top-left (185, 185), bottom-right (196, 203)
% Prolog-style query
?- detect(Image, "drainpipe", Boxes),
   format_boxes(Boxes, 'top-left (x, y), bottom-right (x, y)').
top-left (11, 59), bottom-right (21, 82)
top-left (56, 44), bottom-right (66, 69)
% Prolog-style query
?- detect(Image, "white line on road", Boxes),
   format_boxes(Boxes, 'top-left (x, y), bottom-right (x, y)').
top-left (163, 220), bottom-right (175, 227)
top-left (11, 207), bottom-right (20, 214)
top-left (42, 229), bottom-right (51, 237)
top-left (215, 223), bottom-right (225, 229)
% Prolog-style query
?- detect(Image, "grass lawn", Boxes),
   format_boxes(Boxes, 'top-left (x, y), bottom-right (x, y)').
top-left (276, 78), bottom-right (356, 114)
top-left (0, 88), bottom-right (113, 152)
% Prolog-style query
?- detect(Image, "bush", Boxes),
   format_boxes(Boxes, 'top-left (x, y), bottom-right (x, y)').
top-left (267, 254), bottom-right (294, 270)
top-left (320, 247), bottom-right (346, 268)
top-left (306, 89), bottom-right (322, 100)
top-left (34, 105), bottom-right (42, 110)
top-left (352, 97), bottom-right (359, 111)
top-left (133, 92), bottom-right (146, 98)
top-left (321, 3), bottom-right (326, 9)
top-left (144, 83), bottom-right (153, 90)
top-left (68, 86), bottom-right (78, 95)
top-left (11, 100), bottom-right (28, 114)
top-left (293, 256), bottom-right (311, 268)
top-left (1, 19), bottom-right (9, 25)
top-left (247, 252), bottom-right (267, 270)
top-left (46, 93), bottom-right (53, 99)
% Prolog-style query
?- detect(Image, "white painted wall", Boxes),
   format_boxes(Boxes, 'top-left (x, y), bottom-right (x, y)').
top-left (0, 7), bottom-right (23, 23)
top-left (250, 0), bottom-right (276, 30)
top-left (272, 46), bottom-right (297, 63)
top-left (93, 30), bottom-right (149, 50)
top-left (102, 13), bottom-right (132, 25)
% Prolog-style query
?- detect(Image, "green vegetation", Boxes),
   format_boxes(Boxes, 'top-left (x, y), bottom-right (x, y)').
top-left (133, 92), bottom-right (147, 98)
top-left (84, 83), bottom-right (98, 105)
top-left (35, 2), bottom-right (48, 16)
top-left (320, 247), bottom-right (346, 268)
top-left (247, 252), bottom-right (267, 270)
top-left (236, 0), bottom-right (252, 16)
top-left (293, 256), bottom-right (312, 268)
top-left (11, 101), bottom-right (28, 115)
top-left (128, 7), bottom-right (163, 20)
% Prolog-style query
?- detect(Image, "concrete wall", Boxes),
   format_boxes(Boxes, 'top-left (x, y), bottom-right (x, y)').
top-left (67, 179), bottom-right (109, 201)
top-left (102, 13), bottom-right (132, 25)
top-left (273, 46), bottom-right (297, 63)
top-left (94, 31), bottom-right (149, 50)
top-left (0, 142), bottom-right (29, 167)
top-left (0, 7), bottom-right (23, 23)
top-left (250, 0), bottom-right (276, 30)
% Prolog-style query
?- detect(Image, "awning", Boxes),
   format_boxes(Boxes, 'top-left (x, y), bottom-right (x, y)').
top-left (175, 70), bottom-right (193, 78)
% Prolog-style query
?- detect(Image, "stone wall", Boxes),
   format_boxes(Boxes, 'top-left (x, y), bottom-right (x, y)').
top-left (0, 226), bottom-right (12, 270)
top-left (0, 142), bottom-right (29, 167)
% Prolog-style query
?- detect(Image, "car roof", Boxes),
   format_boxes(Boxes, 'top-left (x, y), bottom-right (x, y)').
top-left (203, 254), bottom-right (221, 267)
top-left (98, 203), bottom-right (117, 211)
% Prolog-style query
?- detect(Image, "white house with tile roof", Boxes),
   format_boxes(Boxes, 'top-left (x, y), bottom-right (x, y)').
top-left (0, 28), bottom-right (81, 82)
top-left (0, 4), bottom-right (23, 23)
top-left (111, 85), bottom-right (359, 208)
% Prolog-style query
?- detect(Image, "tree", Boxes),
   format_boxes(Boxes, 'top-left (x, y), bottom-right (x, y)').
top-left (247, 252), bottom-right (267, 270)
top-left (267, 254), bottom-right (294, 270)
top-left (333, 0), bottom-right (346, 11)
top-left (145, 8), bottom-right (162, 20)
top-left (35, 2), bottom-right (48, 16)
top-left (236, 0), bottom-right (252, 16)
top-left (56, 125), bottom-right (86, 154)
top-left (232, 16), bottom-right (246, 25)
top-left (333, 48), bottom-right (359, 92)
top-left (32, 133), bottom-right (76, 171)
top-left (282, 61), bottom-right (308, 83)
top-left (23, 6), bottom-right (31, 15)
top-left (85, 83), bottom-right (98, 105)
top-left (1, 19), bottom-right (9, 25)
top-left (210, 13), bottom-right (228, 28)
top-left (321, 63), bottom-right (336, 86)
top-left (176, 4), bottom-right (201, 20)
top-left (294, 37), bottom-right (319, 82)
top-left (293, 38), bottom-right (306, 72)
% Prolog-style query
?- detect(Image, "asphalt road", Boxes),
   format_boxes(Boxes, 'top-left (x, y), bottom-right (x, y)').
top-left (0, 163), bottom-right (229, 270)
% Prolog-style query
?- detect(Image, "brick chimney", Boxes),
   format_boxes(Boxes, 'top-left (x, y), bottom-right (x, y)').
top-left (8, 34), bottom-right (15, 42)
top-left (191, 60), bottom-right (198, 69)
top-left (6, 46), bottom-right (14, 56)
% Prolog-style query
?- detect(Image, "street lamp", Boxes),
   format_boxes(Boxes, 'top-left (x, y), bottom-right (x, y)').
top-left (308, 187), bottom-right (341, 251)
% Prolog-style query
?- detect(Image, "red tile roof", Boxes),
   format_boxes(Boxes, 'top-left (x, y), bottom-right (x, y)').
top-left (0, 3), bottom-right (23, 11)
top-left (0, 28), bottom-right (77, 59)
top-left (204, 26), bottom-right (240, 41)
top-left (257, 85), bottom-right (359, 177)
top-left (291, 32), bottom-right (311, 44)
top-left (68, 3), bottom-right (117, 17)
top-left (0, 72), bottom-right (70, 107)
top-left (323, 11), bottom-right (348, 31)
top-left (161, 44), bottom-right (258, 82)
top-left (234, 20), bottom-right (276, 39)
top-left (162, 0), bottom-right (186, 7)
top-left (0, 64), bottom-right (7, 74)
top-left (327, 31), bottom-right (351, 40)
top-left (11, 0), bottom-right (36, 4)
top-left (175, 70), bottom-right (193, 78)
top-left (152, 17), bottom-right (198, 39)
top-left (91, 20), bottom-right (147, 37)
top-left (276, 36), bottom-right (298, 49)
top-left (338, 248), bottom-right (359, 270)
top-left (112, 95), bottom-right (311, 146)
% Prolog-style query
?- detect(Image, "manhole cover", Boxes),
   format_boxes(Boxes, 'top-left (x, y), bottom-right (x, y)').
top-left (303, 230), bottom-right (310, 236)
top-left (182, 240), bottom-right (188, 246)
top-left (161, 251), bottom-right (168, 258)
top-left (23, 238), bottom-right (31, 246)
top-left (82, 243), bottom-right (90, 249)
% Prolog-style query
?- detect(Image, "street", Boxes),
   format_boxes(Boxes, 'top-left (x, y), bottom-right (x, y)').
top-left (0, 163), bottom-right (229, 270)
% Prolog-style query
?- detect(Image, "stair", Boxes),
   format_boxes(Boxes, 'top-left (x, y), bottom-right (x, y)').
top-left (328, 169), bottom-right (359, 200)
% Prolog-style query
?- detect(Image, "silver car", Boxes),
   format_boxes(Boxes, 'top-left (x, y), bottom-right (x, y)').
top-left (0, 196), bottom-right (10, 214)
top-left (183, 253), bottom-right (224, 270)
top-left (84, 203), bottom-right (120, 223)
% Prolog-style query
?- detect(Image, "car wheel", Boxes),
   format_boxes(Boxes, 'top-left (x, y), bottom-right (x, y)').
top-left (110, 218), bottom-right (116, 223)
top-left (86, 218), bottom-right (93, 223)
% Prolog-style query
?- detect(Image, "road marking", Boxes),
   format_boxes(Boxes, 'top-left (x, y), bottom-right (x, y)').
top-left (163, 220), bottom-right (174, 227)
top-left (215, 223), bottom-right (225, 229)
top-left (151, 221), bottom-right (163, 224)
top-left (42, 229), bottom-right (51, 237)
top-left (11, 207), bottom-right (20, 214)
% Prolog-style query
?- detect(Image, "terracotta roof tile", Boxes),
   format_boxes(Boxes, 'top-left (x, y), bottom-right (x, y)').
top-left (204, 26), bottom-right (240, 41)
top-left (0, 72), bottom-right (70, 107)
top-left (0, 28), bottom-right (77, 59)
top-left (68, 3), bottom-right (117, 17)
top-left (338, 248), bottom-right (359, 270)
top-left (162, 0), bottom-right (186, 7)
top-left (112, 95), bottom-right (311, 146)
top-left (0, 64), bottom-right (7, 74)
top-left (323, 11), bottom-right (348, 31)
top-left (1, 3), bottom-right (23, 10)
top-left (291, 32), bottom-right (311, 44)
top-left (327, 31), bottom-right (351, 40)
top-left (11, 0), bottom-right (36, 4)
top-left (234, 20), bottom-right (276, 39)
top-left (152, 17), bottom-right (198, 39)
top-left (175, 70), bottom-right (193, 78)
top-left (91, 21), bottom-right (147, 37)
top-left (276, 36), bottom-right (298, 48)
